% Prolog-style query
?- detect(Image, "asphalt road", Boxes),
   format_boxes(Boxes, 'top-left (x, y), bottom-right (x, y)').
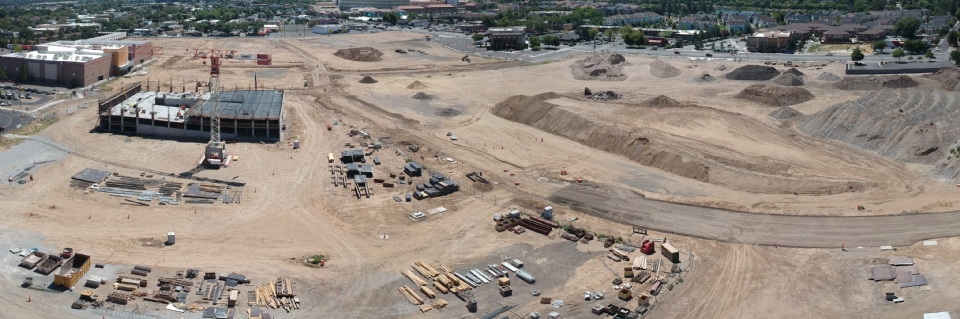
top-left (550, 183), bottom-right (960, 248)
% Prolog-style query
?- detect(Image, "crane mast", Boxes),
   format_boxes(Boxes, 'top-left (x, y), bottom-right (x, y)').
top-left (203, 55), bottom-right (226, 168)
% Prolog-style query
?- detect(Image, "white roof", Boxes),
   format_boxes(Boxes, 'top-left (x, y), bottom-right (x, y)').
top-left (925, 312), bottom-right (951, 319)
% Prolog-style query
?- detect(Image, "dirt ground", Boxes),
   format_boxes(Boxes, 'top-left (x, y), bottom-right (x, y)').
top-left (2, 33), bottom-right (960, 319)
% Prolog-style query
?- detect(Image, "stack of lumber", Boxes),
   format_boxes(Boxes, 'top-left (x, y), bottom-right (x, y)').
top-left (275, 277), bottom-right (295, 297)
top-left (399, 285), bottom-right (424, 305)
top-left (255, 282), bottom-right (299, 311)
top-left (416, 261), bottom-right (441, 277)
top-left (402, 270), bottom-right (428, 287)
top-left (420, 286), bottom-right (436, 299)
top-left (432, 299), bottom-right (448, 309)
top-left (439, 264), bottom-right (455, 273)
top-left (159, 278), bottom-right (194, 291)
top-left (419, 304), bottom-right (433, 313)
top-left (107, 292), bottom-right (133, 305)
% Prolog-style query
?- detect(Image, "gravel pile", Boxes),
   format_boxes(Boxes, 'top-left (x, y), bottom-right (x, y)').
top-left (769, 107), bottom-right (802, 119)
top-left (725, 65), bottom-right (781, 81)
top-left (833, 75), bottom-right (918, 90)
top-left (412, 92), bottom-right (432, 100)
top-left (570, 53), bottom-right (630, 81)
top-left (784, 68), bottom-right (805, 76)
top-left (359, 76), bottom-right (378, 84)
top-left (640, 95), bottom-right (683, 107)
top-left (334, 47), bottom-right (384, 62)
top-left (735, 84), bottom-right (815, 107)
top-left (406, 80), bottom-right (428, 90)
top-left (693, 73), bottom-right (716, 82)
top-left (773, 73), bottom-right (805, 86)
top-left (649, 59), bottom-right (682, 78)
top-left (922, 68), bottom-right (960, 91)
top-left (816, 72), bottom-right (842, 81)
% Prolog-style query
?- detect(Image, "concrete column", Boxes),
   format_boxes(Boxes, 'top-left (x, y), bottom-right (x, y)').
top-left (234, 119), bottom-right (238, 137)
top-left (251, 119), bottom-right (255, 138)
top-left (200, 116), bottom-right (203, 133)
top-left (266, 120), bottom-right (270, 139)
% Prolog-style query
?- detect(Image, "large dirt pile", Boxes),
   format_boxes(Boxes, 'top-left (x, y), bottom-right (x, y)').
top-left (492, 93), bottom-right (708, 181)
top-left (334, 47), bottom-right (384, 62)
top-left (773, 73), bottom-right (805, 86)
top-left (693, 73), bottom-right (716, 82)
top-left (784, 68), bottom-right (805, 76)
top-left (725, 65), bottom-right (781, 81)
top-left (649, 59), bottom-right (681, 78)
top-left (359, 76), bottom-right (378, 83)
top-left (833, 75), bottom-right (918, 90)
top-left (735, 85), bottom-right (815, 107)
top-left (640, 95), bottom-right (683, 107)
top-left (769, 107), bottom-right (801, 119)
top-left (570, 53), bottom-right (630, 81)
top-left (799, 88), bottom-right (960, 178)
top-left (923, 68), bottom-right (960, 91)
top-left (412, 92), bottom-right (432, 100)
top-left (406, 80), bottom-right (428, 90)
top-left (816, 72), bottom-right (842, 81)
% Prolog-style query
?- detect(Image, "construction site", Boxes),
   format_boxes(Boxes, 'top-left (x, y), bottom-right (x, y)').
top-left (4, 31), bottom-right (960, 319)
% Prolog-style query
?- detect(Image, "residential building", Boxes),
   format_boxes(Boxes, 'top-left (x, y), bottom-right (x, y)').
top-left (602, 12), bottom-right (663, 26)
top-left (679, 14), bottom-right (714, 30)
top-left (755, 15), bottom-right (776, 28)
top-left (785, 12), bottom-right (809, 24)
top-left (747, 30), bottom-right (792, 52)
top-left (727, 17), bottom-right (747, 33)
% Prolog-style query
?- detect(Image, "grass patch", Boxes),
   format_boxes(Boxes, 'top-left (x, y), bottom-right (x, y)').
top-left (19, 115), bottom-right (58, 136)
top-left (806, 44), bottom-right (821, 52)
top-left (308, 254), bottom-right (326, 264)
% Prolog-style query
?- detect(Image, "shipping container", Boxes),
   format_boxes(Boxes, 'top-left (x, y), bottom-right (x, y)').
top-left (661, 243), bottom-right (680, 263)
top-left (256, 59), bottom-right (272, 66)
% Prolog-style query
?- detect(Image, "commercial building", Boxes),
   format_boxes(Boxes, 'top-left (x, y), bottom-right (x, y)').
top-left (97, 83), bottom-right (285, 142)
top-left (313, 25), bottom-right (348, 35)
top-left (0, 33), bottom-right (154, 87)
top-left (338, 0), bottom-right (411, 10)
top-left (487, 26), bottom-right (525, 50)
top-left (747, 30), bottom-right (793, 52)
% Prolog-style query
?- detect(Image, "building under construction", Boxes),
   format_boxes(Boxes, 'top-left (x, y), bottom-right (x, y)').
top-left (97, 83), bottom-right (285, 141)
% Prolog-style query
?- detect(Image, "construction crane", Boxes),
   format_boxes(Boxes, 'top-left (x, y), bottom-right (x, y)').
top-left (202, 55), bottom-right (226, 169)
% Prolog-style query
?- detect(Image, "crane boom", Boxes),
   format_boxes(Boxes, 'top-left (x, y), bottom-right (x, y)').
top-left (202, 55), bottom-right (226, 169)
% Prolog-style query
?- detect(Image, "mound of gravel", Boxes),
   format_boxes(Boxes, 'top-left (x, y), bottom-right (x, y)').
top-left (406, 80), bottom-right (428, 90)
top-left (769, 107), bottom-right (802, 119)
top-left (773, 73), bottom-right (805, 86)
top-left (735, 85), bottom-right (815, 107)
top-left (726, 65), bottom-right (781, 81)
top-left (816, 72), bottom-right (842, 81)
top-left (359, 76), bottom-right (378, 84)
top-left (640, 95), bottom-right (683, 107)
top-left (412, 92), bottom-right (432, 100)
top-left (833, 75), bottom-right (918, 90)
top-left (334, 47), bottom-right (384, 62)
top-left (784, 68), bottom-right (805, 76)
top-left (649, 59), bottom-right (681, 78)
top-left (923, 67), bottom-right (960, 91)
top-left (570, 53), bottom-right (630, 81)
top-left (435, 108), bottom-right (462, 117)
top-left (693, 73), bottom-right (716, 82)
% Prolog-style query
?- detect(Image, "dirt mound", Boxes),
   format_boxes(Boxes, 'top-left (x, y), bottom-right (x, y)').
top-left (435, 107), bottom-right (462, 117)
top-left (784, 68), bottom-right (805, 76)
top-left (640, 95), bottom-right (683, 107)
top-left (359, 76), bottom-right (378, 84)
top-left (833, 75), bottom-right (918, 90)
top-left (735, 85), bottom-right (814, 107)
top-left (649, 59), bottom-right (681, 78)
top-left (570, 53), bottom-right (630, 81)
top-left (412, 92), bottom-right (432, 100)
top-left (334, 47), bottom-right (383, 62)
top-left (799, 88), bottom-right (960, 178)
top-left (923, 67), bottom-right (960, 91)
top-left (816, 72), bottom-right (841, 81)
top-left (769, 107), bottom-right (802, 119)
top-left (725, 65), bottom-right (781, 81)
top-left (773, 73), bottom-right (805, 86)
top-left (693, 73), bottom-right (716, 82)
top-left (406, 80), bottom-right (428, 90)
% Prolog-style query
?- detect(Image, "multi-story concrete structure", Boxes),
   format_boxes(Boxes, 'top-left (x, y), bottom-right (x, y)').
top-left (338, 0), bottom-right (410, 10)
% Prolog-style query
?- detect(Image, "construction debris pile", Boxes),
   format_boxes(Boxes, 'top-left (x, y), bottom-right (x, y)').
top-left (74, 169), bottom-right (184, 205)
top-left (583, 88), bottom-right (620, 101)
top-left (495, 208), bottom-right (558, 236)
top-left (869, 256), bottom-right (927, 293)
top-left (398, 260), bottom-right (453, 313)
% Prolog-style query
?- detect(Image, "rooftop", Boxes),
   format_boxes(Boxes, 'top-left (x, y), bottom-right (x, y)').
top-left (187, 90), bottom-right (284, 120)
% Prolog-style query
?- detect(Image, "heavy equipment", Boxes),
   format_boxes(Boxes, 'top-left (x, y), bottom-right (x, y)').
top-left (202, 55), bottom-right (226, 169)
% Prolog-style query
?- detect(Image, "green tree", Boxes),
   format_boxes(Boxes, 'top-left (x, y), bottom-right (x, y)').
top-left (588, 27), bottom-right (599, 41)
top-left (472, 33), bottom-right (484, 42)
top-left (892, 48), bottom-right (906, 62)
top-left (528, 35), bottom-right (541, 50)
top-left (383, 12), bottom-right (399, 25)
top-left (895, 17), bottom-right (922, 39)
top-left (481, 16), bottom-right (495, 28)
top-left (603, 29), bottom-right (614, 41)
top-left (872, 40), bottom-right (887, 53)
top-left (904, 39), bottom-right (930, 53)
top-left (19, 63), bottom-right (28, 83)
top-left (0, 69), bottom-right (6, 81)
top-left (950, 31), bottom-right (959, 47)
top-left (925, 50), bottom-right (935, 59)
top-left (70, 76), bottom-right (77, 88)
top-left (951, 49), bottom-right (960, 66)
top-left (542, 34), bottom-right (559, 48)
top-left (850, 47), bottom-right (865, 63)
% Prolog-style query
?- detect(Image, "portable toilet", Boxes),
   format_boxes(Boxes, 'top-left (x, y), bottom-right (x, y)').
top-left (542, 206), bottom-right (553, 220)
top-left (293, 140), bottom-right (300, 149)
top-left (167, 232), bottom-right (175, 245)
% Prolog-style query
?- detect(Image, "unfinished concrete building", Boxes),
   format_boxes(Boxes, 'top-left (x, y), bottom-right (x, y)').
top-left (97, 83), bottom-right (285, 141)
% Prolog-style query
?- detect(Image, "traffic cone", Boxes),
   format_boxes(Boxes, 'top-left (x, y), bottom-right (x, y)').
top-left (27, 295), bottom-right (30, 302)
top-left (194, 209), bottom-right (197, 214)
top-left (127, 214), bottom-right (130, 219)
top-left (88, 213), bottom-right (91, 219)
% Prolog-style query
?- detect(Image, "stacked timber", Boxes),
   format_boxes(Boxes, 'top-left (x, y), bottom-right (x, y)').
top-left (413, 264), bottom-right (432, 278)
top-left (107, 292), bottom-right (133, 305)
top-left (420, 285), bottom-right (437, 299)
top-left (416, 261), bottom-right (441, 277)
top-left (275, 277), bottom-right (295, 297)
top-left (399, 285), bottom-right (424, 305)
top-left (432, 299), bottom-right (448, 309)
top-left (402, 270), bottom-right (428, 287)
top-left (433, 280), bottom-right (449, 293)
top-left (439, 264), bottom-right (455, 273)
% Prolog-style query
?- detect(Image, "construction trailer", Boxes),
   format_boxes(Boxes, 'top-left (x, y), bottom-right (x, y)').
top-left (661, 243), bottom-right (680, 263)
top-left (54, 254), bottom-right (91, 288)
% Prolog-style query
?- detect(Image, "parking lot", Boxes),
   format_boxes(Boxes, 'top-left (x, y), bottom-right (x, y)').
top-left (0, 84), bottom-right (59, 110)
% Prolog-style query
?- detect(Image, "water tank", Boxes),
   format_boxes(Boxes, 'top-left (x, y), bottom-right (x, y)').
top-left (167, 232), bottom-right (175, 245)
top-left (516, 269), bottom-right (535, 283)
top-left (542, 206), bottom-right (553, 220)
top-left (507, 210), bottom-right (521, 219)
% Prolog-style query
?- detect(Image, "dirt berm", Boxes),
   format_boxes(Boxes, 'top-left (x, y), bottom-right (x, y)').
top-left (649, 59), bottom-right (681, 78)
top-left (769, 107), bottom-right (801, 119)
top-left (640, 95), bottom-right (684, 107)
top-left (570, 53), bottom-right (630, 81)
top-left (735, 85), bottom-right (814, 107)
top-left (493, 93), bottom-right (871, 194)
top-left (725, 65), bottom-right (780, 81)
top-left (833, 75), bottom-right (918, 90)
top-left (334, 47), bottom-right (384, 62)
top-left (799, 88), bottom-right (960, 178)
top-left (923, 67), bottom-right (960, 91)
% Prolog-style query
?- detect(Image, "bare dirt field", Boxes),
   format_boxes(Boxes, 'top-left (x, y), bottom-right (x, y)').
top-left (2, 33), bottom-right (960, 319)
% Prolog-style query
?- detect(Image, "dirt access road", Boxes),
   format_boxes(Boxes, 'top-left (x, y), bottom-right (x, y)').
top-left (551, 183), bottom-right (960, 248)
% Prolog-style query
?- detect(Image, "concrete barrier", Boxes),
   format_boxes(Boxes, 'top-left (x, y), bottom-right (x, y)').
top-left (845, 64), bottom-right (945, 75)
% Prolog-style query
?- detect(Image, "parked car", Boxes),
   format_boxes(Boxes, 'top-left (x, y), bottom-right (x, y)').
top-left (705, 53), bottom-right (713, 57)
top-left (0, 101), bottom-right (10, 106)
top-left (825, 53), bottom-right (834, 56)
